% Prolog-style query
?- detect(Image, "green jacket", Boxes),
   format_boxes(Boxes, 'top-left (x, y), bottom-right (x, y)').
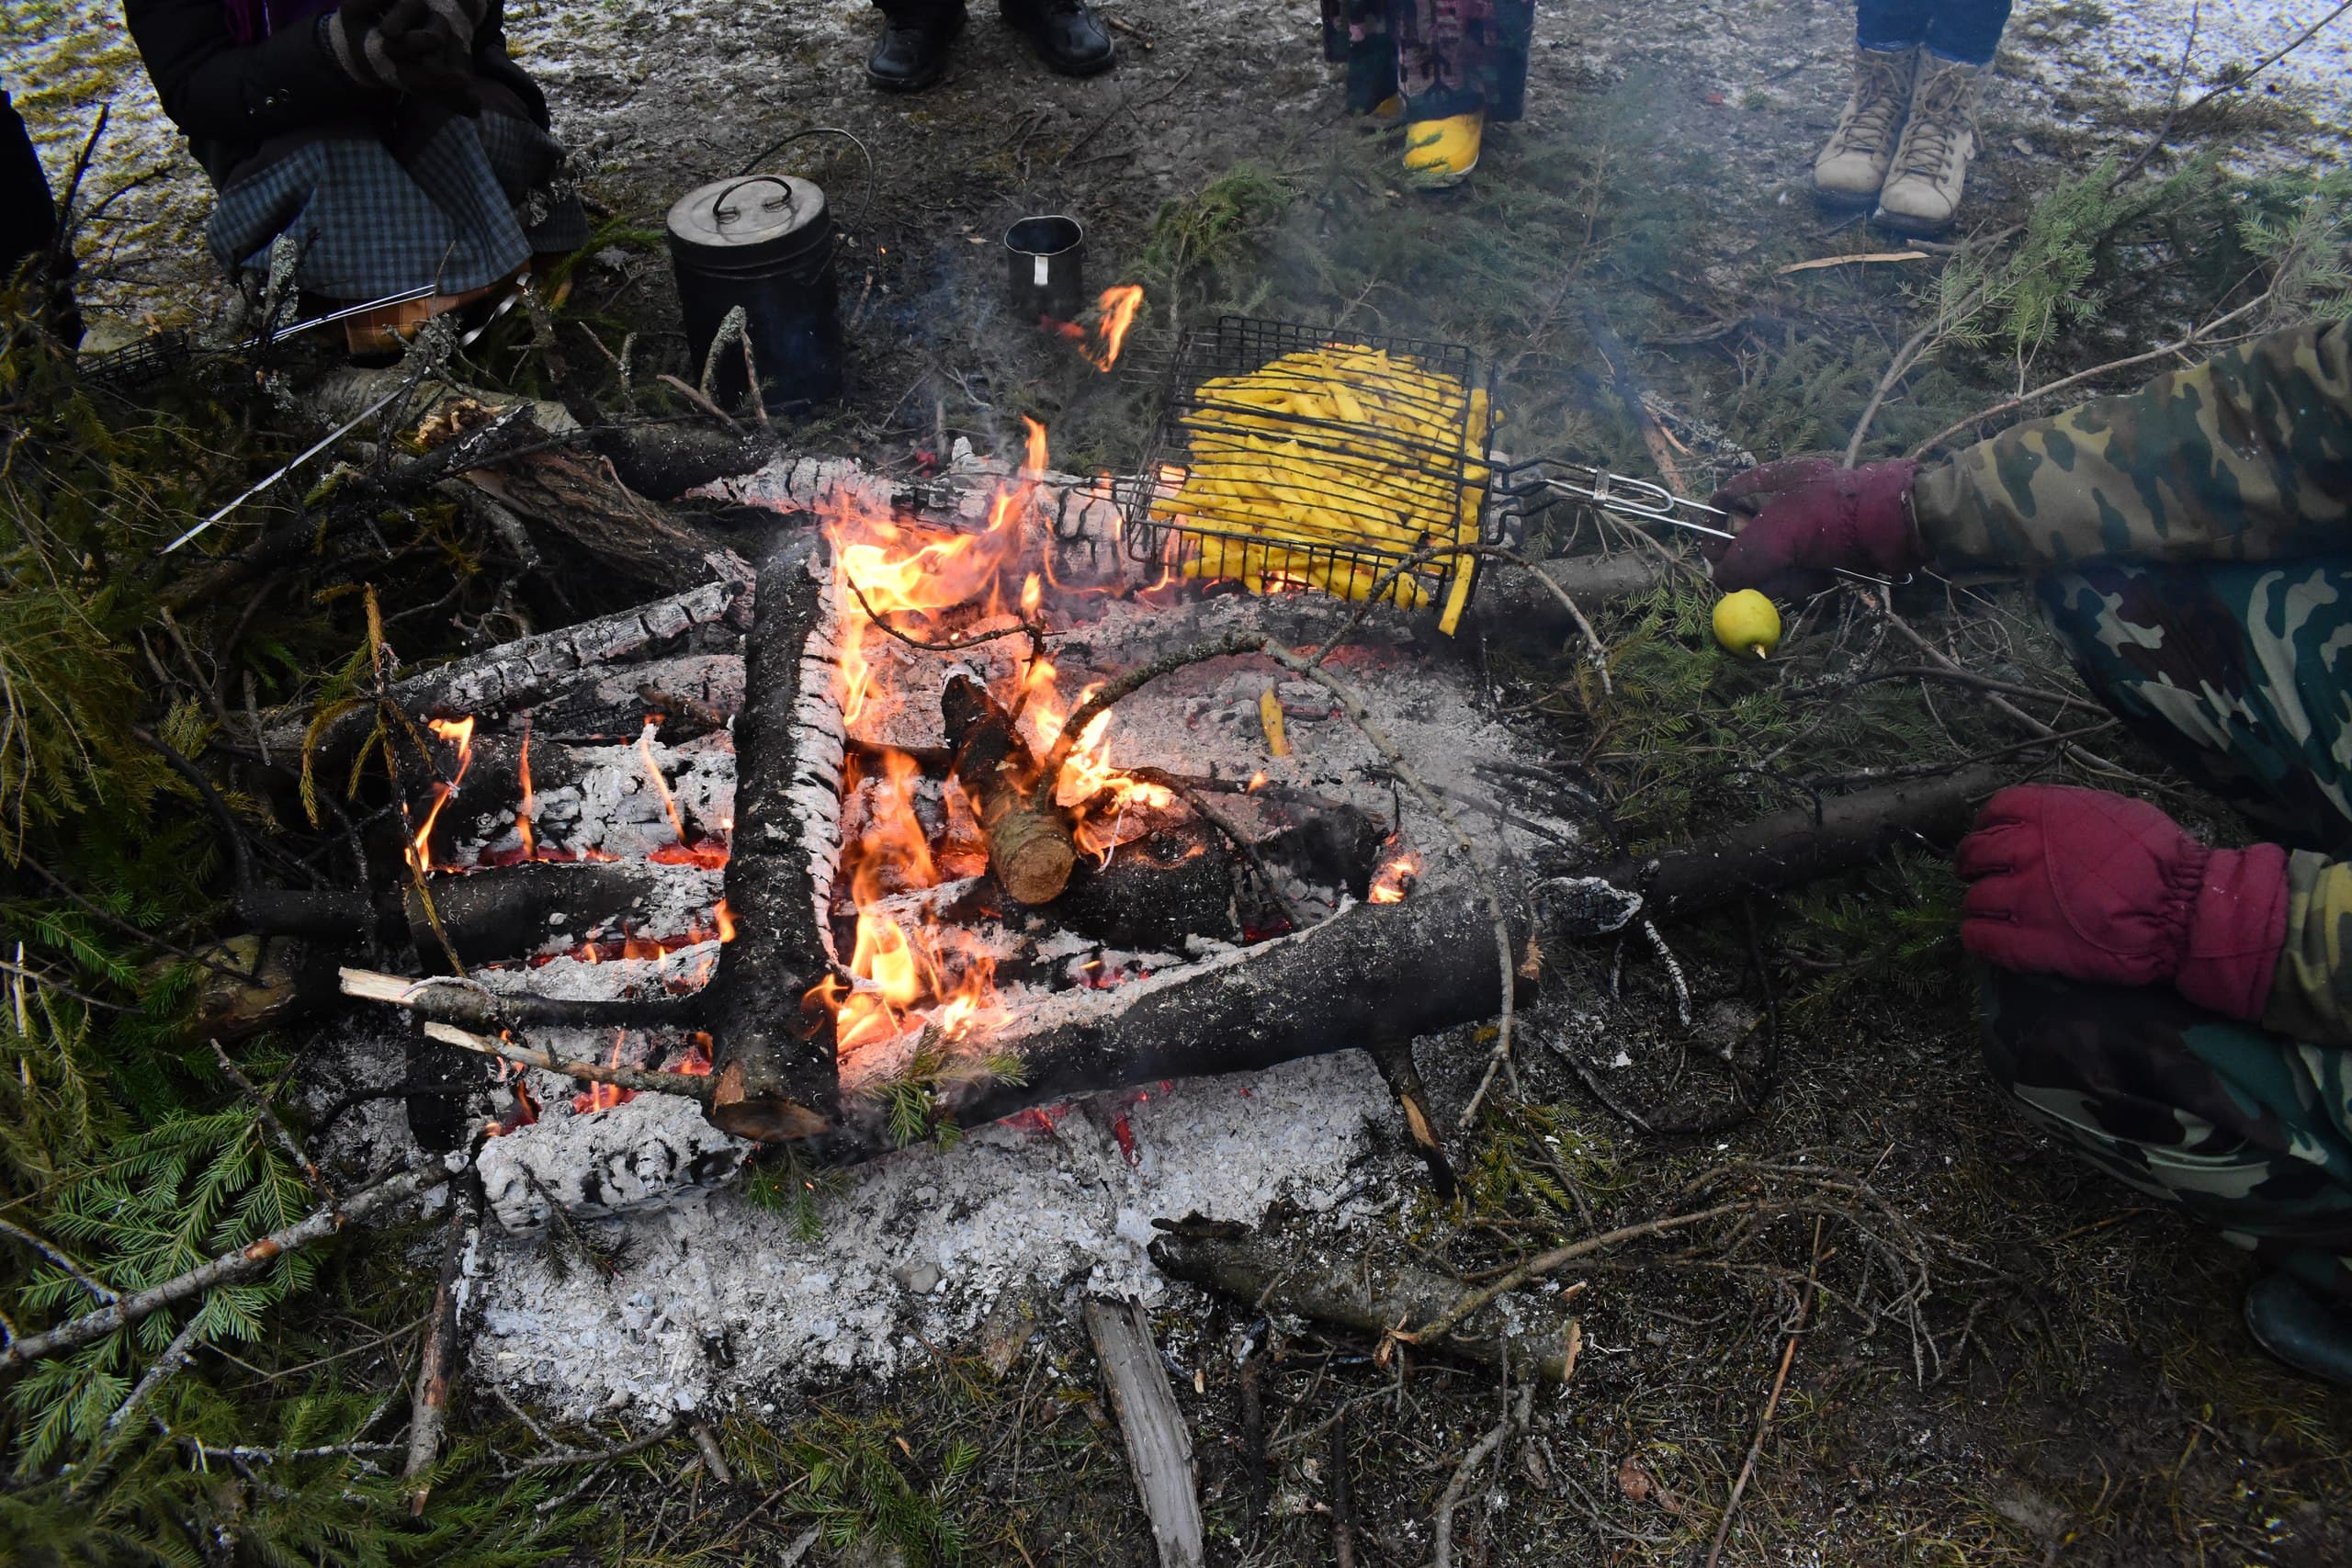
top-left (1913, 320), bottom-right (2352, 1043)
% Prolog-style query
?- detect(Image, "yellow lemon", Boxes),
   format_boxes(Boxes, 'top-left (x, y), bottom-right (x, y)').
top-left (1712, 589), bottom-right (1782, 659)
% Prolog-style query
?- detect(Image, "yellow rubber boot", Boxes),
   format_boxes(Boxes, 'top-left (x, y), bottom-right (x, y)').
top-left (1404, 108), bottom-right (1483, 188)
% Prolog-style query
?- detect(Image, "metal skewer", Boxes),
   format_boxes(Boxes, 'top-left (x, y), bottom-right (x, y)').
top-left (160, 386), bottom-right (406, 555)
top-left (1506, 461), bottom-right (1905, 587)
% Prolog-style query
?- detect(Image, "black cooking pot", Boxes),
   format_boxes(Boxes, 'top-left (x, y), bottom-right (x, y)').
top-left (668, 172), bottom-right (843, 412)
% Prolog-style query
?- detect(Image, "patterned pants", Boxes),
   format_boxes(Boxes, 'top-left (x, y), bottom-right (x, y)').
top-left (208, 87), bottom-right (586, 301)
top-left (1321, 0), bottom-right (1533, 119)
top-left (1981, 558), bottom-right (2352, 1299)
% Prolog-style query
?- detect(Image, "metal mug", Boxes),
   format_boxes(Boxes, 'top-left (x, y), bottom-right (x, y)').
top-left (1004, 214), bottom-right (1085, 325)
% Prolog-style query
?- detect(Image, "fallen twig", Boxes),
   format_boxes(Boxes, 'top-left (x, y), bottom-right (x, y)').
top-left (1776, 251), bottom-right (1929, 275)
top-left (416, 1020), bottom-right (716, 1102)
top-left (1430, 1380), bottom-right (1535, 1568)
top-left (1408, 1199), bottom-right (1768, 1347)
top-left (404, 1171), bottom-right (481, 1514)
top-left (1702, 1217), bottom-right (1826, 1568)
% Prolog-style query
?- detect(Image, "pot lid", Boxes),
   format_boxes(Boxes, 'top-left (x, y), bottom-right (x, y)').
top-left (667, 174), bottom-right (829, 250)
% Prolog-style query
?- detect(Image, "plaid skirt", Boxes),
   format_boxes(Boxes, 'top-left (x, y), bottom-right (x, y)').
top-left (1321, 0), bottom-right (1535, 119)
top-left (207, 99), bottom-right (588, 300)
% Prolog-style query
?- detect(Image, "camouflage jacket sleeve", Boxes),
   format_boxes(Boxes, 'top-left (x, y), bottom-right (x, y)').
top-left (2262, 850), bottom-right (2352, 1045)
top-left (1912, 321), bottom-right (2352, 570)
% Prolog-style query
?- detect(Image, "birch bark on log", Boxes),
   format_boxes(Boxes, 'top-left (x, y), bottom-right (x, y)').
top-left (704, 529), bottom-right (843, 1141)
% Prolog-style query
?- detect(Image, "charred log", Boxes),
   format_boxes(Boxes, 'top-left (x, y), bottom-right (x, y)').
top-left (1464, 553), bottom-right (1665, 650)
top-left (949, 883), bottom-right (1533, 1131)
top-left (266, 572), bottom-right (753, 770)
top-left (1584, 762), bottom-right (2006, 918)
top-left (243, 862), bottom-right (702, 965)
top-left (1149, 1215), bottom-right (1580, 1382)
top-left (942, 674), bottom-right (1077, 906)
top-left (407, 862), bottom-right (693, 965)
top-left (704, 530), bottom-right (842, 1141)
top-left (1054, 821), bottom-right (1239, 952)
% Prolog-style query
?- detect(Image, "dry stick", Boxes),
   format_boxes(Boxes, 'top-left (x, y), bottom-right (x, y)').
top-left (0, 1159), bottom-right (447, 1373)
top-left (404, 1172), bottom-right (481, 1514)
top-left (1407, 1199), bottom-right (1769, 1348)
top-left (417, 1021), bottom-right (716, 1102)
top-left (1430, 1380), bottom-right (1536, 1568)
top-left (655, 373), bottom-right (745, 435)
top-left (1702, 1217), bottom-right (1827, 1568)
top-left (1907, 288), bottom-right (2273, 457)
top-left (1875, 600), bottom-right (2141, 783)
top-left (514, 1415), bottom-right (683, 1470)
top-left (210, 1039), bottom-right (339, 1210)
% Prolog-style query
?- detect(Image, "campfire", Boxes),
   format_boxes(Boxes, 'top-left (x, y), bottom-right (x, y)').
top-left (326, 320), bottom-right (1612, 1251)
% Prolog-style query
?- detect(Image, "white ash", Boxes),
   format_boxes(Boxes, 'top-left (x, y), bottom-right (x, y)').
top-left (472, 1050), bottom-right (1392, 1423)
top-left (477, 1094), bottom-right (750, 1233)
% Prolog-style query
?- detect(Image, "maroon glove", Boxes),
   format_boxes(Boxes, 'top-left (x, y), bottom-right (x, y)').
top-left (1708, 457), bottom-right (1924, 593)
top-left (1954, 784), bottom-right (2290, 1020)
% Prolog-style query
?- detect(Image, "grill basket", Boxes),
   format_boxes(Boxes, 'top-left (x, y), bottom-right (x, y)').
top-left (1114, 318), bottom-right (1498, 622)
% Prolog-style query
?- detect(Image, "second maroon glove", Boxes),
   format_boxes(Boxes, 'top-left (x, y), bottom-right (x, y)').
top-left (1953, 784), bottom-right (2290, 1021)
top-left (1708, 457), bottom-right (1924, 593)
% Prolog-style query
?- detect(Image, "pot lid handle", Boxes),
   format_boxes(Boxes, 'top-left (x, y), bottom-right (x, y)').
top-left (712, 175), bottom-right (795, 227)
top-left (733, 126), bottom-right (878, 228)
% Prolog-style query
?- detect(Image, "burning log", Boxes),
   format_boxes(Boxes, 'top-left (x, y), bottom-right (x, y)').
top-left (251, 862), bottom-right (710, 971)
top-left (703, 531), bottom-right (842, 1142)
top-left (951, 882), bottom-right (1534, 1130)
top-left (942, 673), bottom-right (1077, 906)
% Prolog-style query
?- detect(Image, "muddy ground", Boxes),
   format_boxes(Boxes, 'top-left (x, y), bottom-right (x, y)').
top-left (8, 0), bottom-right (2352, 1563)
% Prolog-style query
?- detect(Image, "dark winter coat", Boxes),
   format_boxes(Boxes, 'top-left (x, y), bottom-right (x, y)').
top-left (122, 0), bottom-right (549, 186)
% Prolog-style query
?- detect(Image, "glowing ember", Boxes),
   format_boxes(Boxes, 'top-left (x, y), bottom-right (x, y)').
top-left (572, 1031), bottom-right (639, 1115)
top-left (1368, 852), bottom-right (1421, 905)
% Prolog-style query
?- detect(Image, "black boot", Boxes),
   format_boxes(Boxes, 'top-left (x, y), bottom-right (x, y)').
top-left (867, 5), bottom-right (964, 92)
top-left (2245, 1273), bottom-right (2352, 1388)
top-left (1001, 0), bottom-right (1114, 77)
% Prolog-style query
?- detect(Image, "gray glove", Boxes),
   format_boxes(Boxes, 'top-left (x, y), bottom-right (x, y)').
top-left (321, 0), bottom-right (479, 105)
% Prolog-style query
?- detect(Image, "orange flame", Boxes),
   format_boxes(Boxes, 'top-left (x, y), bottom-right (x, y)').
top-left (1369, 852), bottom-right (1421, 905)
top-left (408, 716), bottom-right (477, 873)
top-left (810, 417), bottom-right (1171, 1062)
top-left (1082, 285), bottom-right (1145, 370)
top-left (516, 717), bottom-right (537, 862)
top-left (638, 721), bottom-right (690, 844)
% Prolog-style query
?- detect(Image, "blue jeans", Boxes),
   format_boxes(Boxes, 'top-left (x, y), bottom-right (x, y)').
top-left (1855, 0), bottom-right (2011, 65)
